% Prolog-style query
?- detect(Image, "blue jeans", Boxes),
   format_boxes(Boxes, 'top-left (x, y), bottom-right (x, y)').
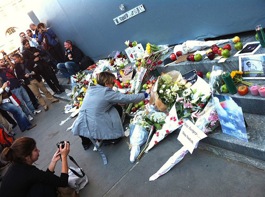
top-left (0, 102), bottom-right (32, 132)
top-left (57, 61), bottom-right (80, 78)
top-left (11, 86), bottom-right (35, 116)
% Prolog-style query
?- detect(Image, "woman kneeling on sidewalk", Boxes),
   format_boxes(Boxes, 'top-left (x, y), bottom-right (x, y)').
top-left (72, 71), bottom-right (147, 150)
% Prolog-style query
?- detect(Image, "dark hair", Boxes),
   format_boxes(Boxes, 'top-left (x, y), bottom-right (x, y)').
top-left (26, 29), bottom-right (32, 33)
top-left (65, 40), bottom-right (73, 45)
top-left (97, 72), bottom-right (116, 86)
top-left (37, 22), bottom-right (46, 29)
top-left (22, 39), bottom-right (29, 46)
top-left (11, 53), bottom-right (22, 59)
top-left (1, 137), bottom-right (36, 164)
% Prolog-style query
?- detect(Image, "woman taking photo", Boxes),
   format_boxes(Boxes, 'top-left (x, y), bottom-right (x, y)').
top-left (0, 137), bottom-right (70, 197)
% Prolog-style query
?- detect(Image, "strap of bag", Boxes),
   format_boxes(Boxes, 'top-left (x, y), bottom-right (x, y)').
top-left (68, 155), bottom-right (86, 178)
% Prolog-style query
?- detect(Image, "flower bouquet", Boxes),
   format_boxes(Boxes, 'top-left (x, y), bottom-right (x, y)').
top-left (149, 70), bottom-right (188, 112)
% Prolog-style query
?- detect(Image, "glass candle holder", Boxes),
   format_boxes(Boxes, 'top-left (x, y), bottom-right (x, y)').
top-left (249, 85), bottom-right (259, 96)
top-left (258, 86), bottom-right (265, 97)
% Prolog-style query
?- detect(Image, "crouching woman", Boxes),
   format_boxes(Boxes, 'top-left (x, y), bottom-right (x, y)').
top-left (0, 137), bottom-right (70, 197)
top-left (72, 71), bottom-right (147, 149)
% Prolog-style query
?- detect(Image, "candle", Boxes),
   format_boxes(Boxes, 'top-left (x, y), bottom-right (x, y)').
top-left (221, 72), bottom-right (237, 94)
top-left (258, 86), bottom-right (265, 97)
top-left (250, 85), bottom-right (259, 96)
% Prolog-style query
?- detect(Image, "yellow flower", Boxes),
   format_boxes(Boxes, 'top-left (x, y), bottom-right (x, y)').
top-left (230, 70), bottom-right (252, 86)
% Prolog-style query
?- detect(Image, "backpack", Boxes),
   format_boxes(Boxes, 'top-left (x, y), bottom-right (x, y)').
top-left (0, 126), bottom-right (14, 150)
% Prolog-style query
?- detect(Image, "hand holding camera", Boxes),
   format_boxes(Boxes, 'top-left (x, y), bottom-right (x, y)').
top-left (56, 141), bottom-right (70, 159)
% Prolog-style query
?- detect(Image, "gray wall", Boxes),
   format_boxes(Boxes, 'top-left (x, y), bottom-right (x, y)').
top-left (29, 0), bottom-right (265, 61)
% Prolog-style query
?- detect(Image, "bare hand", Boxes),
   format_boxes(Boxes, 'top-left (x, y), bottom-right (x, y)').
top-left (34, 52), bottom-right (40, 56)
top-left (34, 57), bottom-right (39, 62)
top-left (25, 73), bottom-right (30, 78)
top-left (59, 141), bottom-right (70, 158)
top-left (51, 149), bottom-right (61, 163)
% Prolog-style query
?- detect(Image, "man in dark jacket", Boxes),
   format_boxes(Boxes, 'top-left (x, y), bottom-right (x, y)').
top-left (22, 40), bottom-right (64, 94)
top-left (56, 40), bottom-right (84, 83)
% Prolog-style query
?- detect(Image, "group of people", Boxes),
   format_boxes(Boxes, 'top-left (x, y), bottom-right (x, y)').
top-left (0, 22), bottom-right (148, 196)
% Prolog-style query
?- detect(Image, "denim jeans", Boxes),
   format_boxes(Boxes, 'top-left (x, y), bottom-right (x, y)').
top-left (57, 61), bottom-right (80, 78)
top-left (0, 102), bottom-right (31, 132)
top-left (11, 86), bottom-right (35, 116)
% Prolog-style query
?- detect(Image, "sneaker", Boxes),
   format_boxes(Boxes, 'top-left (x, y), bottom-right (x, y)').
top-left (93, 140), bottom-right (102, 151)
top-left (27, 123), bottom-right (37, 130)
top-left (51, 98), bottom-right (59, 103)
top-left (44, 105), bottom-right (49, 111)
top-left (28, 115), bottom-right (34, 121)
top-left (33, 109), bottom-right (42, 115)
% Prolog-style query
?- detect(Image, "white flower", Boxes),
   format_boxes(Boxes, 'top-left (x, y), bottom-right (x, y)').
top-left (183, 88), bottom-right (192, 97)
top-left (171, 84), bottom-right (179, 92)
top-left (162, 84), bottom-right (166, 89)
top-left (159, 90), bottom-right (164, 93)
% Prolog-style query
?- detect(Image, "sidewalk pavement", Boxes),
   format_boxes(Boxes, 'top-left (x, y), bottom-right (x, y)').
top-left (9, 74), bottom-right (265, 197)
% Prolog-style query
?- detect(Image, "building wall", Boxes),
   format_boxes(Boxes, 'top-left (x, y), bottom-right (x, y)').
top-left (26, 0), bottom-right (265, 61)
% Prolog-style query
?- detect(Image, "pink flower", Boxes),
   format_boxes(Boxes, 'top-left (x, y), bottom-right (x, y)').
top-left (147, 59), bottom-right (152, 64)
top-left (184, 102), bottom-right (193, 109)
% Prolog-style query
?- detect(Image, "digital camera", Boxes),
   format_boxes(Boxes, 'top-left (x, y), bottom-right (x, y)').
top-left (56, 141), bottom-right (70, 149)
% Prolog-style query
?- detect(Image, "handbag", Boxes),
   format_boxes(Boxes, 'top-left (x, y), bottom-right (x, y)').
top-left (57, 187), bottom-right (79, 197)
top-left (68, 155), bottom-right (88, 193)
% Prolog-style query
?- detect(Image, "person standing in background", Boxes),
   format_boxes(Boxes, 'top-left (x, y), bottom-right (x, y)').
top-left (37, 23), bottom-right (64, 63)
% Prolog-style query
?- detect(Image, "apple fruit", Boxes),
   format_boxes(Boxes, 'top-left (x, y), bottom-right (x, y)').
top-left (221, 84), bottom-right (229, 93)
top-left (176, 51), bottom-right (182, 57)
top-left (232, 36), bottom-right (240, 43)
top-left (223, 44), bottom-right (232, 51)
top-left (196, 71), bottom-right (203, 78)
top-left (170, 53), bottom-right (177, 61)
top-left (187, 54), bottom-right (195, 61)
top-left (217, 48), bottom-right (223, 56)
top-left (207, 52), bottom-right (215, 60)
top-left (211, 44), bottom-right (218, 50)
top-left (194, 54), bottom-right (202, 62)
top-left (234, 42), bottom-right (243, 51)
top-left (131, 107), bottom-right (137, 113)
top-left (142, 84), bottom-right (148, 90)
top-left (212, 46), bottom-right (219, 54)
top-left (221, 49), bottom-right (230, 58)
top-left (237, 85), bottom-right (248, 96)
top-left (206, 71), bottom-right (211, 79)
top-left (138, 101), bottom-right (145, 107)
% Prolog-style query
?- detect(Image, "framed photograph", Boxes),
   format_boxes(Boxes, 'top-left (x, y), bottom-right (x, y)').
top-left (239, 54), bottom-right (265, 79)
top-left (234, 41), bottom-right (261, 57)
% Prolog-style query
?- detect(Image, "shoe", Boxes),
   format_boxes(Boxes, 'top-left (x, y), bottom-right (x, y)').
top-left (34, 109), bottom-right (42, 115)
top-left (55, 91), bottom-right (63, 94)
top-left (83, 144), bottom-right (91, 150)
top-left (51, 98), bottom-right (59, 103)
top-left (8, 131), bottom-right (16, 136)
top-left (27, 123), bottom-right (37, 130)
top-left (59, 86), bottom-right (65, 92)
top-left (28, 115), bottom-right (34, 121)
top-left (12, 123), bottom-right (17, 129)
top-left (44, 105), bottom-right (49, 111)
top-left (102, 138), bottom-right (122, 146)
top-left (93, 140), bottom-right (103, 151)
